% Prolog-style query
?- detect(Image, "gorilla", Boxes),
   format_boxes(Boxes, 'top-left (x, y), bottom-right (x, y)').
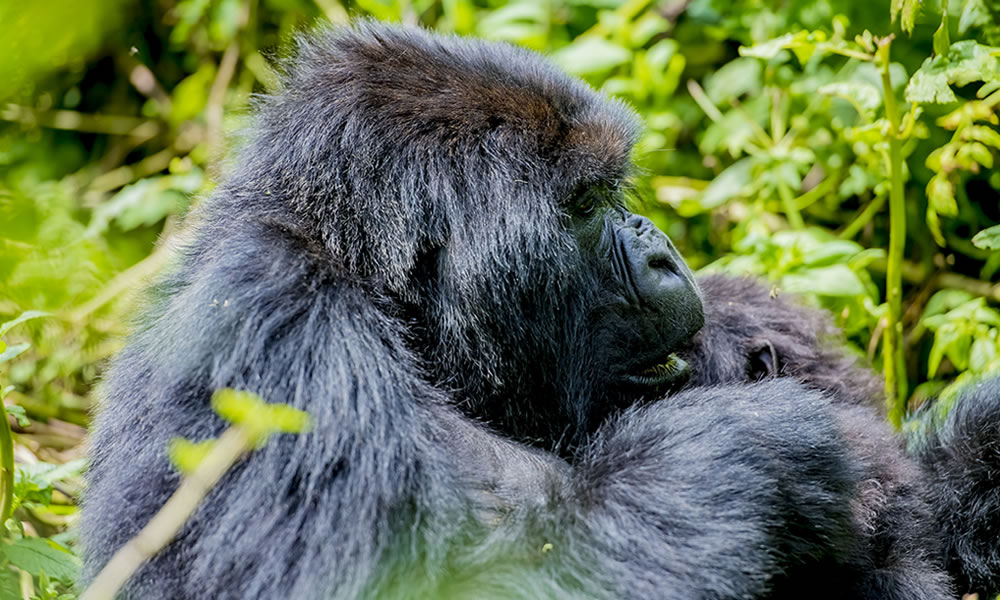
top-left (81, 22), bottom-right (1000, 600)
top-left (675, 274), bottom-right (1000, 598)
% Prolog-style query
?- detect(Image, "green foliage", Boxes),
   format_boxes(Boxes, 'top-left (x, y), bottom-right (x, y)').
top-left (169, 389), bottom-right (312, 474)
top-left (0, 313), bottom-right (81, 598)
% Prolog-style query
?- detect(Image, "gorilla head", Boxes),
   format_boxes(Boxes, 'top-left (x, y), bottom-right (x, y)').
top-left (226, 23), bottom-right (703, 445)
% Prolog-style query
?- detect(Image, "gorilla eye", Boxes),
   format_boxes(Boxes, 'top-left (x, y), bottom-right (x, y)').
top-left (572, 187), bottom-right (603, 217)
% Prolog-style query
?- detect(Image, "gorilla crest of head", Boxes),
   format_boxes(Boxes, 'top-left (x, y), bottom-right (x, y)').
top-left (215, 22), bottom-right (703, 444)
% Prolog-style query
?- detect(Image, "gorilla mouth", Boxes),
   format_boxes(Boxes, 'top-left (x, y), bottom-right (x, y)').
top-left (622, 354), bottom-right (690, 388)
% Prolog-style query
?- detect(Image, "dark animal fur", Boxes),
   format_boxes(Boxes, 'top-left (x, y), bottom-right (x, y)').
top-left (678, 274), bottom-right (1000, 598)
top-left (80, 23), bottom-right (1000, 600)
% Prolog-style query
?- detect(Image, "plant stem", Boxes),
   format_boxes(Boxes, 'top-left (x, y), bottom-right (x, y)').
top-left (877, 36), bottom-right (908, 428)
top-left (0, 403), bottom-right (13, 525)
top-left (79, 426), bottom-right (252, 600)
top-left (777, 182), bottom-right (804, 229)
top-left (840, 194), bottom-right (888, 240)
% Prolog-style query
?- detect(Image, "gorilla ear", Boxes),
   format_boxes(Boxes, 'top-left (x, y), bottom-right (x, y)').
top-left (747, 339), bottom-right (780, 381)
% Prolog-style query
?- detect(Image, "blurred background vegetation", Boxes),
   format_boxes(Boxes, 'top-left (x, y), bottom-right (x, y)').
top-left (0, 0), bottom-right (999, 596)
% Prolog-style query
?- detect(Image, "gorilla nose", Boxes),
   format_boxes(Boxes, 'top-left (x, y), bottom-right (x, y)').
top-left (620, 214), bottom-right (704, 338)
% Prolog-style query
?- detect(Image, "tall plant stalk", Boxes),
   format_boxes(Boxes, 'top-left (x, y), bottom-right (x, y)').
top-left (877, 36), bottom-right (908, 428)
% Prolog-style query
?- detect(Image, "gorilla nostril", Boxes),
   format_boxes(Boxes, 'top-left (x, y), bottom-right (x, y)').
top-left (648, 255), bottom-right (677, 275)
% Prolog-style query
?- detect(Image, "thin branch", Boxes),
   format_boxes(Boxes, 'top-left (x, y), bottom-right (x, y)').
top-left (206, 41), bottom-right (241, 175)
top-left (79, 426), bottom-right (252, 600)
top-left (0, 104), bottom-right (160, 138)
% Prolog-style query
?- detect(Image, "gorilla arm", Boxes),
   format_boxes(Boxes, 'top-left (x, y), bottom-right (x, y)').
top-left (82, 224), bottom-right (859, 600)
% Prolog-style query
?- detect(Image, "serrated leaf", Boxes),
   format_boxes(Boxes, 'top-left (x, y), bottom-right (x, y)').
top-left (2, 538), bottom-right (80, 581)
top-left (972, 224), bottom-right (1000, 249)
top-left (819, 81), bottom-right (882, 116)
top-left (905, 40), bottom-right (1000, 104)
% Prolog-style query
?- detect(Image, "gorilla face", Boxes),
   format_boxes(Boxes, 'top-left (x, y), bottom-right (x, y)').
top-left (227, 24), bottom-right (703, 445)
top-left (568, 191), bottom-right (704, 392)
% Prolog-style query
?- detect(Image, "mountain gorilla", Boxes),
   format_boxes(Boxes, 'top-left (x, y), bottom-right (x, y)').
top-left (81, 22), bottom-right (1000, 600)
top-left (675, 274), bottom-right (1000, 598)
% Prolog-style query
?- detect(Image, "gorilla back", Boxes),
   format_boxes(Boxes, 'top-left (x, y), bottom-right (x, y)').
top-left (83, 23), bottom-right (871, 600)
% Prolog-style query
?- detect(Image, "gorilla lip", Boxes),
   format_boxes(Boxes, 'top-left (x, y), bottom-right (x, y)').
top-left (622, 353), bottom-right (689, 387)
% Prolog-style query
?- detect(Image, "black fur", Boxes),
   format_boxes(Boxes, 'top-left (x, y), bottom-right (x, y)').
top-left (678, 274), bottom-right (1000, 598)
top-left (80, 22), bottom-right (1000, 600)
top-left (680, 274), bottom-right (883, 406)
top-left (918, 378), bottom-right (1000, 595)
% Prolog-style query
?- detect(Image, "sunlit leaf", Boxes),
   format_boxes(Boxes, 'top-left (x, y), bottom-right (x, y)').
top-left (972, 224), bottom-right (1000, 249)
top-left (551, 37), bottom-right (631, 76)
top-left (958, 0), bottom-right (992, 33)
top-left (781, 265), bottom-right (866, 297)
top-left (694, 158), bottom-right (752, 213)
top-left (905, 40), bottom-right (1000, 104)
top-left (169, 438), bottom-right (216, 475)
top-left (1, 538), bottom-right (80, 581)
top-left (0, 311), bottom-right (48, 337)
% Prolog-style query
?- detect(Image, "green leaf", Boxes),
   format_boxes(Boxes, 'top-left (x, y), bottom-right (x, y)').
top-left (927, 173), bottom-right (958, 216)
top-left (87, 172), bottom-right (201, 235)
top-left (896, 0), bottom-right (921, 33)
top-left (972, 224), bottom-right (1000, 249)
top-left (801, 240), bottom-right (864, 267)
top-left (169, 63), bottom-right (215, 124)
top-left (959, 141), bottom-right (994, 169)
top-left (927, 325), bottom-right (952, 377)
top-left (0, 311), bottom-right (48, 338)
top-left (551, 37), bottom-right (631, 76)
top-left (781, 265), bottom-right (866, 297)
top-left (970, 337), bottom-right (998, 372)
top-left (0, 342), bottom-right (29, 365)
top-left (933, 21), bottom-right (950, 57)
top-left (922, 289), bottom-right (975, 320)
top-left (966, 125), bottom-right (1000, 150)
top-left (169, 438), bottom-right (215, 474)
top-left (958, 0), bottom-right (992, 34)
top-left (905, 40), bottom-right (1000, 104)
top-left (704, 57), bottom-right (761, 104)
top-left (819, 81), bottom-right (882, 117)
top-left (211, 389), bottom-right (312, 445)
top-left (4, 405), bottom-right (28, 427)
top-left (694, 158), bottom-right (752, 214)
top-left (0, 568), bottom-right (19, 600)
top-left (1, 538), bottom-right (80, 582)
top-left (739, 31), bottom-right (811, 61)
